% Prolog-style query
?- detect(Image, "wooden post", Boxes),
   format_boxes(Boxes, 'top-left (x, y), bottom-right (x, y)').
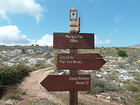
top-left (69, 49), bottom-right (78, 105)
top-left (69, 89), bottom-right (78, 105)
top-left (69, 8), bottom-right (79, 105)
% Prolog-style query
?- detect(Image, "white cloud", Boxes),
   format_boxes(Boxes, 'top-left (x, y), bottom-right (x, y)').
top-left (0, 25), bottom-right (53, 46)
top-left (95, 35), bottom-right (111, 44)
top-left (37, 34), bottom-right (111, 46)
top-left (0, 25), bottom-right (35, 45)
top-left (0, 0), bottom-right (43, 23)
top-left (0, 26), bottom-right (110, 46)
top-left (36, 34), bottom-right (53, 46)
top-left (0, 10), bottom-right (11, 23)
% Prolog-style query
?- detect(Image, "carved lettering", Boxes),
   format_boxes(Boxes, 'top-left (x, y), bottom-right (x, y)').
top-left (69, 77), bottom-right (78, 80)
top-left (76, 81), bottom-right (85, 85)
top-left (59, 55), bottom-right (74, 60)
top-left (65, 34), bottom-right (83, 39)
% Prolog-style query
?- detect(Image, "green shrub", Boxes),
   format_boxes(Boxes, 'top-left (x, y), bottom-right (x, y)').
top-left (52, 54), bottom-right (58, 65)
top-left (0, 86), bottom-right (6, 98)
top-left (35, 63), bottom-right (42, 67)
top-left (124, 82), bottom-right (140, 92)
top-left (29, 99), bottom-right (58, 105)
top-left (6, 92), bottom-right (21, 100)
top-left (117, 50), bottom-right (128, 57)
top-left (90, 75), bottom-right (106, 94)
top-left (0, 65), bottom-right (30, 98)
top-left (105, 84), bottom-right (118, 91)
top-left (94, 86), bottom-right (104, 93)
top-left (109, 74), bottom-right (118, 81)
top-left (22, 48), bottom-right (26, 54)
top-left (120, 94), bottom-right (140, 105)
top-left (90, 74), bottom-right (119, 94)
top-left (5, 89), bottom-right (25, 100)
top-left (0, 69), bottom-right (20, 85)
top-left (0, 65), bottom-right (30, 86)
top-left (35, 63), bottom-right (46, 69)
top-left (133, 72), bottom-right (140, 81)
top-left (45, 53), bottom-right (53, 59)
top-left (12, 65), bottom-right (30, 77)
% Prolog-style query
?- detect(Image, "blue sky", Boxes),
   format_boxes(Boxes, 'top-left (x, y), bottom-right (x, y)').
top-left (0, 0), bottom-right (139, 47)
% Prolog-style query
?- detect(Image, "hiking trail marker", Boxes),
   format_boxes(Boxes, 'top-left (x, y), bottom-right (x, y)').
top-left (40, 75), bottom-right (90, 91)
top-left (40, 8), bottom-right (106, 105)
top-left (57, 53), bottom-right (106, 70)
top-left (53, 33), bottom-right (94, 49)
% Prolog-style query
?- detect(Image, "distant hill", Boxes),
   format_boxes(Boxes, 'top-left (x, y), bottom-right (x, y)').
top-left (129, 44), bottom-right (140, 48)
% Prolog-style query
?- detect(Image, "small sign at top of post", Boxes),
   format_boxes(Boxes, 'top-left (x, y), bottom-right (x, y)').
top-left (70, 8), bottom-right (80, 33)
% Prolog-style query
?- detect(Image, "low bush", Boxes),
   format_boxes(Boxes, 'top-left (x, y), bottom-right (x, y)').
top-left (12, 65), bottom-right (30, 77)
top-left (117, 50), bottom-right (128, 57)
top-left (5, 89), bottom-right (25, 100)
top-left (52, 54), bottom-right (58, 66)
top-left (0, 65), bottom-right (30, 98)
top-left (94, 86), bottom-right (104, 93)
top-left (22, 48), bottom-right (26, 54)
top-left (45, 53), bottom-right (53, 59)
top-left (35, 63), bottom-right (46, 69)
top-left (90, 74), bottom-right (119, 94)
top-left (120, 93), bottom-right (140, 105)
top-left (29, 99), bottom-right (58, 105)
top-left (0, 65), bottom-right (30, 85)
top-left (124, 82), bottom-right (140, 92)
top-left (6, 92), bottom-right (21, 100)
top-left (0, 86), bottom-right (5, 98)
top-left (105, 84), bottom-right (118, 91)
top-left (90, 75), bottom-right (106, 94)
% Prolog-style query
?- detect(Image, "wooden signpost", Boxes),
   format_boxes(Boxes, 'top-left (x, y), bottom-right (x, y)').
top-left (53, 33), bottom-right (94, 49)
top-left (40, 8), bottom-right (106, 105)
top-left (40, 75), bottom-right (90, 91)
top-left (57, 53), bottom-right (106, 70)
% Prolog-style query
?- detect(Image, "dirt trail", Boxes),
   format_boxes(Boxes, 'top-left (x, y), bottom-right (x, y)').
top-left (17, 67), bottom-right (65, 105)
top-left (16, 67), bottom-right (122, 105)
top-left (79, 94), bottom-right (121, 105)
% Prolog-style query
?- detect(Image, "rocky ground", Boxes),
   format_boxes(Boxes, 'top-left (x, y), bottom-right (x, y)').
top-left (0, 46), bottom-right (55, 69)
top-left (0, 46), bottom-right (140, 105)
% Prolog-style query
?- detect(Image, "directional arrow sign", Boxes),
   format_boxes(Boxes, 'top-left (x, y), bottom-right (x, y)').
top-left (40, 75), bottom-right (90, 91)
top-left (57, 53), bottom-right (106, 70)
top-left (53, 33), bottom-right (94, 49)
